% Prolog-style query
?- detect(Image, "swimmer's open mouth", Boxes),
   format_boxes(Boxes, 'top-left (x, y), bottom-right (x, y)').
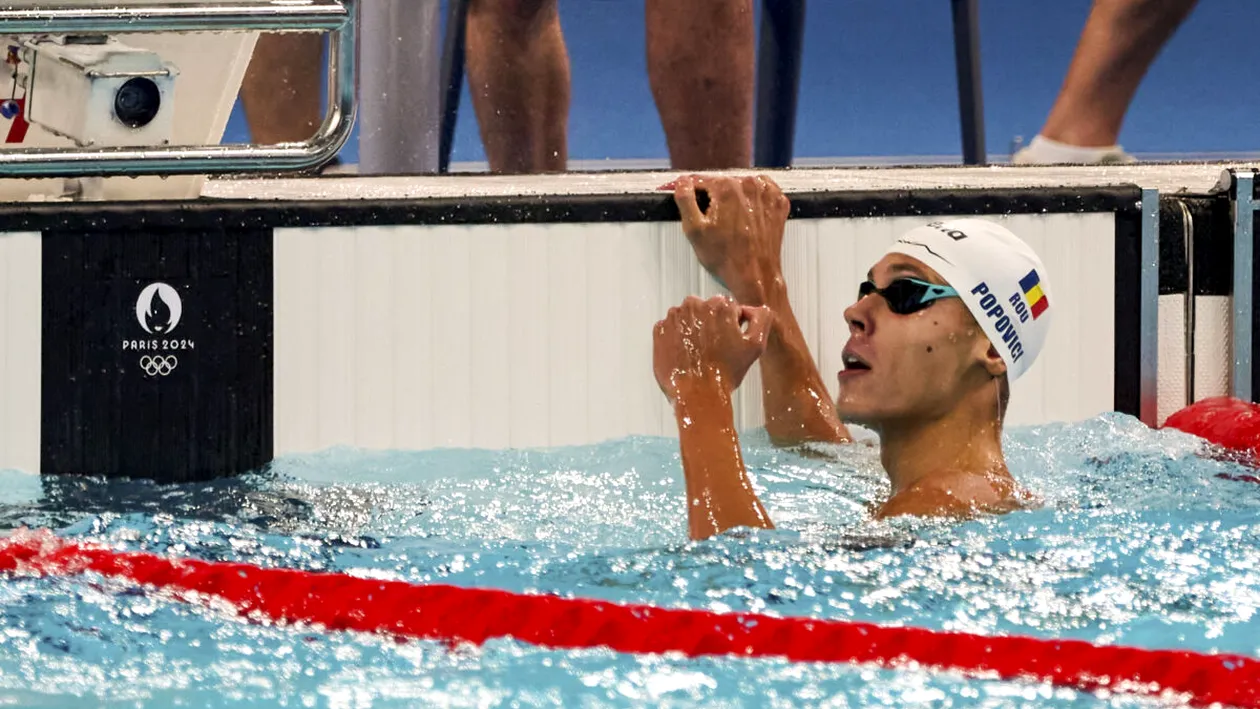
top-left (842, 353), bottom-right (871, 371)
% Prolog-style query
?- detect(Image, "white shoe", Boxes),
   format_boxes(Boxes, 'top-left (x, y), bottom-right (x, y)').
top-left (1011, 135), bottom-right (1138, 165)
top-left (1012, 145), bottom-right (1137, 165)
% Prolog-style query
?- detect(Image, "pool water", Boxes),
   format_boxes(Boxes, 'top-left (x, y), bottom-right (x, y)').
top-left (1, 413), bottom-right (1258, 707)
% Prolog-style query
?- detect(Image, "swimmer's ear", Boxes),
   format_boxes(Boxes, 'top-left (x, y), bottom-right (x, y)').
top-left (981, 343), bottom-right (1007, 378)
top-left (969, 327), bottom-right (1007, 378)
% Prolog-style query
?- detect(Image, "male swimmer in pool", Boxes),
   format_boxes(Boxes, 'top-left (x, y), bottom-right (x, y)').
top-left (653, 175), bottom-right (1053, 540)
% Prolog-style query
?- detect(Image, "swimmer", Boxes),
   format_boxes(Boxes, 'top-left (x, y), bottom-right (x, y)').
top-left (652, 175), bottom-right (1054, 540)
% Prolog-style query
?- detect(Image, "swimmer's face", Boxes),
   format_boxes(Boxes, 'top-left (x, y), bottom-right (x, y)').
top-left (835, 254), bottom-right (1002, 429)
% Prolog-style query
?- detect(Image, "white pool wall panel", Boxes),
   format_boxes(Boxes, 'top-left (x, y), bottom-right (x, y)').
top-left (273, 212), bottom-right (1118, 453)
top-left (1157, 294), bottom-right (1232, 424)
top-left (0, 231), bottom-right (39, 473)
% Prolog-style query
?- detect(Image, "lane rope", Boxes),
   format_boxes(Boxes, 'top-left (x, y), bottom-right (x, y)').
top-left (1165, 396), bottom-right (1260, 470)
top-left (2, 529), bottom-right (1256, 707)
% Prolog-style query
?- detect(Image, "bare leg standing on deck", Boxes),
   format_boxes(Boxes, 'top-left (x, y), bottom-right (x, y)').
top-left (465, 0), bottom-right (570, 174)
top-left (464, 0), bottom-right (753, 173)
top-left (1013, 0), bottom-right (1198, 165)
top-left (646, 0), bottom-right (755, 170)
top-left (239, 33), bottom-right (324, 145)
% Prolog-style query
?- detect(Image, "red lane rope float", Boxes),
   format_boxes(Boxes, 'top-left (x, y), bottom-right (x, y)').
top-left (1165, 396), bottom-right (1260, 464)
top-left (2, 530), bottom-right (1258, 708)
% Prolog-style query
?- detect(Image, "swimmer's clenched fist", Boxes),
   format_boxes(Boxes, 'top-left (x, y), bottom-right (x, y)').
top-left (652, 295), bottom-right (771, 402)
top-left (672, 174), bottom-right (789, 307)
top-left (651, 294), bottom-right (777, 541)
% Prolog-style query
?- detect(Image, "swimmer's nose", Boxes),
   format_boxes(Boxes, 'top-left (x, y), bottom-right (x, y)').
top-left (845, 296), bottom-right (873, 335)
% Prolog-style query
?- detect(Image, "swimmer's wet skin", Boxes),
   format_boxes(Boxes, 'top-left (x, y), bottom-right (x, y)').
top-left (655, 175), bottom-right (1053, 540)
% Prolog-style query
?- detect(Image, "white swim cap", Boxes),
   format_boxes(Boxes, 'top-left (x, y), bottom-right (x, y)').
top-left (883, 219), bottom-right (1052, 381)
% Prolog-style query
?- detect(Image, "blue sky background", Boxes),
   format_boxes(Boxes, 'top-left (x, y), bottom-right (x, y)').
top-left (224, 0), bottom-right (1260, 164)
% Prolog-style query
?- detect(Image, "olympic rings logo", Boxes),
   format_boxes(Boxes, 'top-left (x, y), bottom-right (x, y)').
top-left (139, 355), bottom-right (178, 377)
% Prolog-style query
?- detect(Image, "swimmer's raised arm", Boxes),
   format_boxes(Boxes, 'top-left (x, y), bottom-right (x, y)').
top-left (654, 295), bottom-right (775, 540)
top-left (672, 175), bottom-right (851, 448)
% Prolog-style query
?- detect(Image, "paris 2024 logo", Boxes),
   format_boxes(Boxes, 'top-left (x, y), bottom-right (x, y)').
top-left (123, 282), bottom-right (196, 377)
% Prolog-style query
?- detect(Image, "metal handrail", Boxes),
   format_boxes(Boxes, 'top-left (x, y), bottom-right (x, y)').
top-left (0, 0), bottom-right (357, 177)
top-left (0, 2), bottom-right (349, 33)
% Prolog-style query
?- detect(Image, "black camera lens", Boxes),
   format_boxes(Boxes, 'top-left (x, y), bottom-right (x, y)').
top-left (113, 77), bottom-right (161, 128)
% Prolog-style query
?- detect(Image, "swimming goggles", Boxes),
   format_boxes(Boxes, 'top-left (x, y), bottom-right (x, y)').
top-left (858, 277), bottom-right (959, 315)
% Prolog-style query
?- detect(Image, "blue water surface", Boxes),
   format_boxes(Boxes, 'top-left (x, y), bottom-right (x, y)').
top-left (1, 413), bottom-right (1257, 707)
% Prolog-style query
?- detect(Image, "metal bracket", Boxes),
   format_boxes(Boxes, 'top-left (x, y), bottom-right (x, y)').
top-left (1177, 199), bottom-right (1196, 406)
top-left (1140, 187), bottom-right (1160, 426)
top-left (0, 0), bottom-right (357, 177)
top-left (1226, 169), bottom-right (1256, 400)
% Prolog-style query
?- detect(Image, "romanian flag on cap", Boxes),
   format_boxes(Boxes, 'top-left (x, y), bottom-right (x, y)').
top-left (1020, 270), bottom-right (1049, 319)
